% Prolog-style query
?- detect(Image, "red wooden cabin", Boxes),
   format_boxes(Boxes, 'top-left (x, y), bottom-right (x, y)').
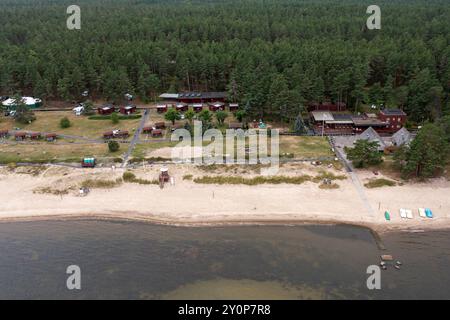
top-left (142, 126), bottom-right (153, 134)
top-left (119, 105), bottom-right (137, 115)
top-left (29, 132), bottom-right (41, 140)
top-left (45, 133), bottom-right (57, 142)
top-left (98, 105), bottom-right (115, 115)
top-left (14, 132), bottom-right (26, 141)
top-left (156, 105), bottom-right (168, 113)
top-left (193, 104), bottom-right (203, 112)
top-left (209, 102), bottom-right (225, 112)
top-left (152, 129), bottom-right (163, 137)
top-left (378, 109), bottom-right (407, 133)
top-left (154, 122), bottom-right (166, 129)
top-left (229, 103), bottom-right (239, 112)
top-left (176, 103), bottom-right (188, 112)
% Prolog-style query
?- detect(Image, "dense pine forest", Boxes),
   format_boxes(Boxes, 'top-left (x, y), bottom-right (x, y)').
top-left (0, 0), bottom-right (449, 123)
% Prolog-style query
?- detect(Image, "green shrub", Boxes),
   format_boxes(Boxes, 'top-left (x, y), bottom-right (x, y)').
top-left (60, 117), bottom-right (71, 128)
top-left (108, 141), bottom-right (120, 152)
top-left (364, 178), bottom-right (397, 189)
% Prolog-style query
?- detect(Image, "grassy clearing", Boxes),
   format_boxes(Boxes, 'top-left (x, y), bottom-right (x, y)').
top-left (279, 136), bottom-right (333, 158)
top-left (0, 142), bottom-right (123, 164)
top-left (0, 111), bottom-right (141, 139)
top-left (364, 178), bottom-right (397, 189)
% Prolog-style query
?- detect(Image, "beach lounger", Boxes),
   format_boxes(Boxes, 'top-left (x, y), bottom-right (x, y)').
top-left (419, 208), bottom-right (426, 218)
top-left (406, 209), bottom-right (413, 219)
top-left (425, 208), bottom-right (433, 219)
top-left (400, 209), bottom-right (407, 219)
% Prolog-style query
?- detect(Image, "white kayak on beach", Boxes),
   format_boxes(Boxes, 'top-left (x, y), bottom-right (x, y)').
top-left (406, 209), bottom-right (413, 219)
top-left (400, 209), bottom-right (407, 219)
top-left (419, 208), bottom-right (426, 218)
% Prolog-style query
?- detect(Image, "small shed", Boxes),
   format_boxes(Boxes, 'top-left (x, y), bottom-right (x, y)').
top-left (103, 131), bottom-right (114, 139)
top-left (45, 133), bottom-right (57, 142)
top-left (98, 105), bottom-right (115, 115)
top-left (0, 130), bottom-right (9, 138)
top-left (142, 126), bottom-right (153, 134)
top-left (156, 105), bottom-right (168, 113)
top-left (193, 104), bottom-right (203, 112)
top-left (81, 157), bottom-right (96, 168)
top-left (229, 103), bottom-right (239, 112)
top-left (28, 132), bottom-right (41, 140)
top-left (119, 105), bottom-right (137, 115)
top-left (14, 132), bottom-right (26, 141)
top-left (176, 103), bottom-right (188, 112)
top-left (154, 122), bottom-right (166, 129)
top-left (209, 102), bottom-right (225, 112)
top-left (152, 129), bottom-right (163, 137)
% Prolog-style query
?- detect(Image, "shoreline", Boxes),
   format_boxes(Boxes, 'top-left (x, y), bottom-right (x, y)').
top-left (1, 164), bottom-right (449, 235)
top-left (1, 210), bottom-right (449, 235)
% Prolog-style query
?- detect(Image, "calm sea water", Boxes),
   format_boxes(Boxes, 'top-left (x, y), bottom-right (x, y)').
top-left (0, 220), bottom-right (449, 299)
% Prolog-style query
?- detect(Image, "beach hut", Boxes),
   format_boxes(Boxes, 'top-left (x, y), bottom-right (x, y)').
top-left (229, 103), bottom-right (239, 112)
top-left (152, 129), bottom-right (163, 137)
top-left (45, 133), bottom-right (57, 142)
top-left (0, 130), bottom-right (9, 138)
top-left (154, 122), bottom-right (166, 129)
top-left (193, 104), bottom-right (203, 113)
top-left (119, 105), bottom-right (137, 115)
top-left (14, 132), bottom-right (26, 141)
top-left (156, 105), bottom-right (168, 113)
top-left (97, 105), bottom-right (115, 115)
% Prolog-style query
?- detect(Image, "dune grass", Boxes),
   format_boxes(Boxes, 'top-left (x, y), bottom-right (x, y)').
top-left (364, 178), bottom-right (397, 189)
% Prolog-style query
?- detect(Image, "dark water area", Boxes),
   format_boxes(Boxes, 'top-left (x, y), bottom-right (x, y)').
top-left (0, 220), bottom-right (449, 299)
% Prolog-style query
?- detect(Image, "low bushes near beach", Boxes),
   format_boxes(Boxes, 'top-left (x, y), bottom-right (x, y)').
top-left (81, 178), bottom-right (123, 189)
top-left (33, 186), bottom-right (74, 196)
top-left (193, 175), bottom-right (312, 186)
top-left (319, 183), bottom-right (340, 190)
top-left (183, 174), bottom-right (193, 180)
top-left (364, 178), bottom-right (397, 189)
top-left (122, 171), bottom-right (159, 185)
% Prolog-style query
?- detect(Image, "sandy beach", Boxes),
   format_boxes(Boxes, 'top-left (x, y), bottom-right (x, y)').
top-left (0, 163), bottom-right (449, 233)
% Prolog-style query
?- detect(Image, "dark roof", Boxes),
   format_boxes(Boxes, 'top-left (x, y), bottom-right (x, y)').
top-left (380, 109), bottom-right (406, 116)
top-left (177, 92), bottom-right (227, 100)
top-left (331, 113), bottom-right (353, 121)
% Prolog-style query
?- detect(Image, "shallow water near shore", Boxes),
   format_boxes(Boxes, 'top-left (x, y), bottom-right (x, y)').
top-left (0, 220), bottom-right (449, 299)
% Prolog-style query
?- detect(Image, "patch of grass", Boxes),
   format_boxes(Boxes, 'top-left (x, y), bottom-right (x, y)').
top-left (364, 178), bottom-right (397, 189)
top-left (122, 171), bottom-right (159, 185)
top-left (88, 114), bottom-right (141, 120)
top-left (183, 174), bottom-right (193, 180)
top-left (33, 186), bottom-right (73, 196)
top-left (312, 170), bottom-right (347, 183)
top-left (279, 136), bottom-right (334, 158)
top-left (81, 178), bottom-right (123, 189)
top-left (319, 183), bottom-right (340, 189)
top-left (193, 175), bottom-right (312, 185)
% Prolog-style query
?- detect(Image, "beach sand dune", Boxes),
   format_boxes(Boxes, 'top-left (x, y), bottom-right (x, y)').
top-left (0, 165), bottom-right (449, 233)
